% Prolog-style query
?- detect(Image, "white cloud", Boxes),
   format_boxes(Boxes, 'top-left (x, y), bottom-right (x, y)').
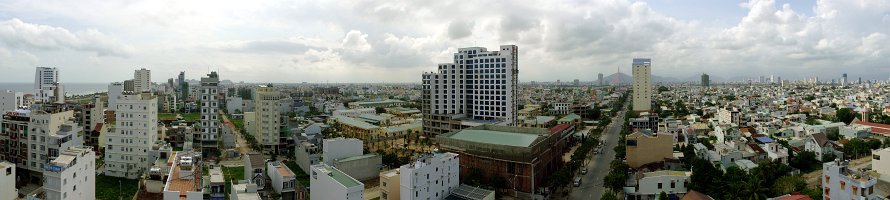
top-left (0, 0), bottom-right (889, 82)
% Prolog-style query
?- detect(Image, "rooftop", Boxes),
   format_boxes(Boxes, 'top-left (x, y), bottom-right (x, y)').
top-left (448, 129), bottom-right (542, 147)
top-left (335, 154), bottom-right (379, 163)
top-left (271, 162), bottom-right (294, 177)
top-left (384, 122), bottom-right (421, 133)
top-left (335, 116), bottom-right (379, 130)
top-left (314, 164), bottom-right (362, 188)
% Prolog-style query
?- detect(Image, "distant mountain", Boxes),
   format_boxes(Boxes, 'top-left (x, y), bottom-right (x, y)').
top-left (603, 72), bottom-right (633, 84)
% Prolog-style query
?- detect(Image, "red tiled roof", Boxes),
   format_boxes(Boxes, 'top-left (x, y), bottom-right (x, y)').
top-left (549, 124), bottom-right (573, 134)
top-left (853, 121), bottom-right (890, 135)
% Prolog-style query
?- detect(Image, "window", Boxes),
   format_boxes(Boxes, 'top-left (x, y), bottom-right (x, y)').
top-left (657, 183), bottom-right (662, 189)
top-left (671, 181), bottom-right (675, 188)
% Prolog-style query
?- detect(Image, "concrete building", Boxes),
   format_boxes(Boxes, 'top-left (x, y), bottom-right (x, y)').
top-left (623, 170), bottom-right (691, 200)
top-left (334, 154), bottom-right (382, 181)
top-left (24, 109), bottom-right (84, 182)
top-left (422, 45), bottom-right (519, 135)
top-left (0, 109), bottom-right (31, 179)
top-left (134, 68), bottom-right (152, 92)
top-left (379, 169), bottom-right (400, 200)
top-left (347, 99), bottom-right (406, 109)
top-left (199, 72), bottom-right (221, 156)
top-left (253, 85), bottom-right (281, 152)
top-left (209, 166), bottom-right (225, 200)
top-left (104, 92), bottom-right (158, 179)
top-left (598, 73), bottom-right (604, 86)
top-left (243, 152), bottom-right (266, 189)
top-left (332, 108), bottom-right (376, 118)
top-left (632, 58), bottom-right (652, 112)
top-left (822, 160), bottom-right (877, 200)
top-left (0, 162), bottom-right (17, 200)
top-left (399, 152), bottom-right (460, 200)
top-left (34, 67), bottom-right (59, 103)
top-left (80, 96), bottom-right (105, 151)
top-left (43, 146), bottom-right (95, 200)
top-left (107, 82), bottom-right (124, 111)
top-left (267, 161), bottom-right (298, 200)
top-left (701, 73), bottom-right (710, 88)
top-left (322, 137), bottom-right (363, 165)
top-left (626, 131), bottom-right (673, 168)
top-left (163, 152), bottom-right (204, 200)
top-left (436, 124), bottom-right (571, 198)
top-left (294, 141), bottom-right (321, 175)
top-left (230, 180), bottom-right (261, 200)
top-left (871, 148), bottom-right (890, 176)
top-left (0, 90), bottom-right (23, 112)
top-left (310, 164), bottom-right (364, 200)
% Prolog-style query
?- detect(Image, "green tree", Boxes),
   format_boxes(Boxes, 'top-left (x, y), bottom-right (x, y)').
top-left (600, 192), bottom-right (619, 200)
top-left (659, 191), bottom-right (668, 200)
top-left (772, 175), bottom-right (807, 196)
top-left (837, 108), bottom-right (856, 125)
top-left (790, 151), bottom-right (821, 172)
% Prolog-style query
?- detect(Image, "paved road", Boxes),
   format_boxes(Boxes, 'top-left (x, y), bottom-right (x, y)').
top-left (219, 111), bottom-right (251, 155)
top-left (568, 101), bottom-right (628, 200)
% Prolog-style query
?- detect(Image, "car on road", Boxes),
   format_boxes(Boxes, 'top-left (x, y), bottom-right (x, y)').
top-left (574, 177), bottom-right (582, 187)
top-left (581, 169), bottom-right (588, 175)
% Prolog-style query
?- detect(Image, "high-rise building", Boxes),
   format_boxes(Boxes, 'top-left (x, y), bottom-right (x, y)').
top-left (199, 72), bottom-right (221, 156)
top-left (701, 73), bottom-right (710, 88)
top-left (107, 82), bottom-right (124, 111)
top-left (123, 80), bottom-right (135, 92)
top-left (43, 146), bottom-right (95, 200)
top-left (104, 92), bottom-right (158, 179)
top-left (842, 73), bottom-right (848, 86)
top-left (252, 85), bottom-right (281, 152)
top-left (632, 58), bottom-right (652, 112)
top-left (134, 68), bottom-right (151, 93)
top-left (573, 79), bottom-right (580, 86)
top-left (598, 73), bottom-right (604, 86)
top-left (421, 45), bottom-right (518, 135)
top-left (34, 67), bottom-right (59, 103)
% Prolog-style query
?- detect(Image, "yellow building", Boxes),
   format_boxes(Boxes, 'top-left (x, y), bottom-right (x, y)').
top-left (626, 131), bottom-right (674, 168)
top-left (379, 169), bottom-right (400, 200)
top-left (253, 85), bottom-right (281, 152)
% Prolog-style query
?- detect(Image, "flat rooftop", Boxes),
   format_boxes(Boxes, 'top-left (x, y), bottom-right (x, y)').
top-left (273, 163), bottom-right (294, 177)
top-left (448, 129), bottom-right (542, 147)
top-left (315, 164), bottom-right (362, 188)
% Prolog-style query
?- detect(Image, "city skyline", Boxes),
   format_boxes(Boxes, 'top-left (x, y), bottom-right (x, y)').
top-left (0, 0), bottom-right (889, 83)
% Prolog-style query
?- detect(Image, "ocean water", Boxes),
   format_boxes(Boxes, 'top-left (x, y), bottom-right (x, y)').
top-left (0, 82), bottom-right (108, 96)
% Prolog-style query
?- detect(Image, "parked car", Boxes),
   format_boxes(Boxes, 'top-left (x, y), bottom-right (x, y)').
top-left (574, 177), bottom-right (582, 187)
top-left (581, 169), bottom-right (588, 175)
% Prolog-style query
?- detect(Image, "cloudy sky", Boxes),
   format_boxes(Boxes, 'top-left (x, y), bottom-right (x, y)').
top-left (0, 0), bottom-right (888, 83)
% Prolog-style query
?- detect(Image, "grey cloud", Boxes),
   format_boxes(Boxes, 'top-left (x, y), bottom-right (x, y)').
top-left (215, 40), bottom-right (317, 54)
top-left (0, 18), bottom-right (132, 57)
top-left (447, 19), bottom-right (474, 39)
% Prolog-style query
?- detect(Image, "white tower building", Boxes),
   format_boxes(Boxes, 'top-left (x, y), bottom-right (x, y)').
top-left (34, 67), bottom-right (59, 103)
top-left (104, 92), bottom-right (158, 179)
top-left (134, 68), bottom-right (152, 93)
top-left (632, 58), bottom-right (652, 112)
top-left (43, 146), bottom-right (95, 200)
top-left (199, 72), bottom-right (221, 155)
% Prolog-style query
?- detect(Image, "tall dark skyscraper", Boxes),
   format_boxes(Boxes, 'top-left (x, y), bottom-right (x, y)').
top-left (598, 73), bottom-right (604, 86)
top-left (701, 73), bottom-right (710, 87)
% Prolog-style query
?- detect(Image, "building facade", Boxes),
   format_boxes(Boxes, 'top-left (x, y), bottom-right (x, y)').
top-left (310, 164), bottom-right (364, 200)
top-left (34, 67), bottom-right (59, 103)
top-left (253, 85), bottom-right (281, 152)
top-left (399, 152), bottom-right (460, 200)
top-left (822, 160), bottom-right (878, 200)
top-left (199, 72), bottom-right (221, 156)
top-left (134, 68), bottom-right (152, 93)
top-left (701, 73), bottom-right (710, 88)
top-left (104, 93), bottom-right (158, 179)
top-left (0, 162), bottom-right (16, 200)
top-left (632, 58), bottom-right (652, 112)
top-left (43, 146), bottom-right (95, 200)
top-left (422, 45), bottom-right (519, 135)
top-left (0, 90), bottom-right (23, 113)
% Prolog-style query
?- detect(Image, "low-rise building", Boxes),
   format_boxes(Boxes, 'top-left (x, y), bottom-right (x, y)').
top-left (267, 161), bottom-right (298, 200)
top-left (626, 131), bottom-right (674, 168)
top-left (822, 160), bottom-right (878, 200)
top-left (310, 164), bottom-right (364, 200)
top-left (43, 146), bottom-right (95, 200)
top-left (209, 167), bottom-right (225, 200)
top-left (243, 152), bottom-right (266, 189)
top-left (624, 170), bottom-right (692, 200)
top-left (230, 180), bottom-right (261, 200)
top-left (436, 125), bottom-right (570, 198)
top-left (294, 141), bottom-right (321, 175)
top-left (399, 152), bottom-right (460, 200)
top-left (0, 162), bottom-right (17, 200)
top-left (379, 169), bottom-right (400, 200)
top-left (334, 153), bottom-right (382, 181)
top-left (163, 152), bottom-right (203, 200)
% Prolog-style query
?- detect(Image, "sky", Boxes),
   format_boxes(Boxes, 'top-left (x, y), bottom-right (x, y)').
top-left (0, 0), bottom-right (889, 83)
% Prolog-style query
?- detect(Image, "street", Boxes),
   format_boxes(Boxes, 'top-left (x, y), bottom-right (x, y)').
top-left (568, 101), bottom-right (628, 200)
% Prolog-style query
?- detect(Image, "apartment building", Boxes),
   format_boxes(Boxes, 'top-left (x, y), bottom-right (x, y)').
top-left (79, 96), bottom-right (105, 150)
top-left (0, 90), bottom-right (23, 112)
top-left (199, 72), bottom-right (221, 156)
top-left (104, 92), bottom-right (158, 179)
top-left (422, 45), bottom-right (519, 135)
top-left (134, 68), bottom-right (152, 93)
top-left (43, 146), bottom-right (95, 200)
top-left (107, 82), bottom-right (124, 111)
top-left (399, 152), bottom-right (460, 200)
top-left (626, 131), bottom-right (673, 168)
top-left (310, 164), bottom-right (364, 200)
top-left (632, 58), bottom-right (652, 112)
top-left (34, 67), bottom-right (59, 103)
top-left (0, 110), bottom-right (31, 177)
top-left (379, 169), bottom-right (400, 200)
top-left (163, 152), bottom-right (203, 200)
top-left (251, 85), bottom-right (281, 152)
